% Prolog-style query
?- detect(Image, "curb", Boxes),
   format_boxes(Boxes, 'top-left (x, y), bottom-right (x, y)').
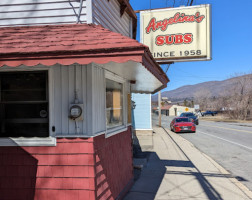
top-left (164, 127), bottom-right (252, 200)
top-left (202, 152), bottom-right (252, 200)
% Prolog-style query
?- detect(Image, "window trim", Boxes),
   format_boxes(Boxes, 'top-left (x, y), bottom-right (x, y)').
top-left (0, 66), bottom-right (55, 146)
top-left (105, 71), bottom-right (127, 137)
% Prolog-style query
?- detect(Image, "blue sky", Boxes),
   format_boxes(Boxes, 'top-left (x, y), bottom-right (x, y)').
top-left (130, 0), bottom-right (252, 91)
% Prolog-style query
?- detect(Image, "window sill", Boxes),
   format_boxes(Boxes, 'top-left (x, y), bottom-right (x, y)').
top-left (0, 137), bottom-right (56, 146)
top-left (106, 125), bottom-right (128, 138)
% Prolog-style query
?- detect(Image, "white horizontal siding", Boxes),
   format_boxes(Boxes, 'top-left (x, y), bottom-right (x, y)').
top-left (92, 0), bottom-right (131, 37)
top-left (0, 0), bottom-right (87, 27)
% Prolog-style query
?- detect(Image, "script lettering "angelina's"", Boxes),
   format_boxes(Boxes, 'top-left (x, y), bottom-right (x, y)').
top-left (146, 12), bottom-right (205, 34)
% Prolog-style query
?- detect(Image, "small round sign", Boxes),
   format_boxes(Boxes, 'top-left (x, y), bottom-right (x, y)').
top-left (185, 107), bottom-right (189, 112)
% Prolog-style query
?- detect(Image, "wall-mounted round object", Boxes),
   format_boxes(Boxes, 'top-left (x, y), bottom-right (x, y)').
top-left (40, 110), bottom-right (48, 118)
top-left (69, 105), bottom-right (82, 119)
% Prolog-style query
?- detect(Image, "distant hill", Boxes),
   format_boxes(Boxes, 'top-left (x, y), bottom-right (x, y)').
top-left (152, 74), bottom-right (252, 102)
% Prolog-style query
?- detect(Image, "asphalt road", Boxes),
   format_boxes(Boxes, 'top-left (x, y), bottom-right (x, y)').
top-left (152, 114), bottom-right (252, 191)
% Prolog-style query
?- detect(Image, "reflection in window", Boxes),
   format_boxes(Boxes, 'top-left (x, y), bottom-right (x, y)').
top-left (106, 79), bottom-right (123, 129)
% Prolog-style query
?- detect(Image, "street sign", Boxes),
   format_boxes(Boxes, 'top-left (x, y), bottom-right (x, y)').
top-left (140, 5), bottom-right (211, 63)
top-left (185, 107), bottom-right (189, 111)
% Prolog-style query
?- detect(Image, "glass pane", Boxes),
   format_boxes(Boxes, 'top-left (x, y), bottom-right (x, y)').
top-left (1, 71), bottom-right (47, 101)
top-left (0, 71), bottom-right (49, 137)
top-left (106, 79), bottom-right (123, 129)
top-left (3, 123), bottom-right (49, 137)
top-left (4, 103), bottom-right (48, 119)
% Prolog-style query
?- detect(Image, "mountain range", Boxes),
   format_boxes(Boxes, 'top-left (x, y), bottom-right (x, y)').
top-left (152, 74), bottom-right (252, 102)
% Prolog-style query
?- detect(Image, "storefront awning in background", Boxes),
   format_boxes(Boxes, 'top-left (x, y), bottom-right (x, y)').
top-left (0, 24), bottom-right (169, 93)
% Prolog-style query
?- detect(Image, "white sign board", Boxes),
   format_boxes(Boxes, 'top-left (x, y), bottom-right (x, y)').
top-left (140, 5), bottom-right (211, 63)
top-left (194, 104), bottom-right (200, 109)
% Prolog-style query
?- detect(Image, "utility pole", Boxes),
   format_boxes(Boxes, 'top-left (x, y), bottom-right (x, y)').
top-left (158, 91), bottom-right (161, 127)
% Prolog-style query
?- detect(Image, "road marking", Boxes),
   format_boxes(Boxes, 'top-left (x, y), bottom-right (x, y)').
top-left (200, 124), bottom-right (252, 134)
top-left (198, 130), bottom-right (252, 151)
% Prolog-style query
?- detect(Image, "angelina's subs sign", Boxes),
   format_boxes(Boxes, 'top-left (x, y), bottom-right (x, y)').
top-left (140, 5), bottom-right (211, 62)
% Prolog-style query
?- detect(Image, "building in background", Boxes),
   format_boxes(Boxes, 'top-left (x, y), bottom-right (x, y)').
top-left (153, 105), bottom-right (195, 116)
top-left (0, 1), bottom-right (168, 199)
top-left (131, 93), bottom-right (153, 149)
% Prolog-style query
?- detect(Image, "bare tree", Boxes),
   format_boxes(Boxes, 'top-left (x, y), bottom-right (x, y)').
top-left (226, 73), bottom-right (252, 120)
top-left (194, 88), bottom-right (212, 111)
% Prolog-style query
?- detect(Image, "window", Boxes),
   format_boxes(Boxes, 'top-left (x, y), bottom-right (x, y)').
top-left (0, 71), bottom-right (49, 137)
top-left (106, 79), bottom-right (123, 129)
top-left (176, 118), bottom-right (189, 123)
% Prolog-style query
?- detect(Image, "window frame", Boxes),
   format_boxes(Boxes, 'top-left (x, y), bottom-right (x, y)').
top-left (0, 66), bottom-right (56, 146)
top-left (105, 71), bottom-right (127, 138)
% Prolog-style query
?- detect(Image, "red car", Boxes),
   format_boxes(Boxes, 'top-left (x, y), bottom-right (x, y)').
top-left (170, 117), bottom-right (196, 133)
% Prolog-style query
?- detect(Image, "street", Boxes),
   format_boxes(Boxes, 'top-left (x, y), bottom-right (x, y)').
top-left (152, 114), bottom-right (252, 191)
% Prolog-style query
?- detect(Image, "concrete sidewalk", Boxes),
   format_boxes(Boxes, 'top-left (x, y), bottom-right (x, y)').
top-left (124, 127), bottom-right (252, 200)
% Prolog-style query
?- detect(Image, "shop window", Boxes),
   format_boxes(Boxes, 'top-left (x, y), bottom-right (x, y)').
top-left (0, 71), bottom-right (49, 137)
top-left (106, 79), bottom-right (123, 129)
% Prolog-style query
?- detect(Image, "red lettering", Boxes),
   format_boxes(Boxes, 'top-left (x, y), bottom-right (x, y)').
top-left (175, 34), bottom-right (183, 44)
top-left (145, 12), bottom-right (205, 33)
top-left (156, 21), bottom-right (163, 29)
top-left (196, 16), bottom-right (205, 23)
top-left (168, 18), bottom-right (174, 24)
top-left (184, 33), bottom-right (193, 43)
top-left (146, 18), bottom-right (156, 33)
top-left (161, 19), bottom-right (169, 31)
top-left (156, 33), bottom-right (193, 45)
top-left (189, 16), bottom-right (195, 21)
top-left (165, 35), bottom-right (175, 45)
top-left (173, 13), bottom-right (180, 23)
top-left (182, 16), bottom-right (189, 22)
top-left (156, 36), bottom-right (165, 46)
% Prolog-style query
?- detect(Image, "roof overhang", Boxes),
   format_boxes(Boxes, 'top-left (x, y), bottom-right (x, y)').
top-left (0, 24), bottom-right (169, 93)
top-left (0, 48), bottom-right (168, 93)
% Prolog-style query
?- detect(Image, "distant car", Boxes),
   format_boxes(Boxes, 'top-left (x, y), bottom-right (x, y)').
top-left (170, 117), bottom-right (196, 133)
top-left (202, 110), bottom-right (216, 116)
top-left (180, 112), bottom-right (199, 125)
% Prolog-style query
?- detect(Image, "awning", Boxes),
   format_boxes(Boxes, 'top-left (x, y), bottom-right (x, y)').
top-left (0, 24), bottom-right (169, 93)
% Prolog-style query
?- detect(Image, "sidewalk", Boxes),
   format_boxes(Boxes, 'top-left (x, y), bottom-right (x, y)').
top-left (124, 127), bottom-right (252, 200)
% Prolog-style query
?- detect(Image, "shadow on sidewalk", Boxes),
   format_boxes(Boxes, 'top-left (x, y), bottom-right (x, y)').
top-left (162, 127), bottom-right (224, 200)
top-left (126, 129), bottom-right (228, 200)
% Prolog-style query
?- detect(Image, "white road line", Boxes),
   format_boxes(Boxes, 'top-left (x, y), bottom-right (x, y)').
top-left (200, 124), bottom-right (252, 134)
top-left (197, 130), bottom-right (252, 151)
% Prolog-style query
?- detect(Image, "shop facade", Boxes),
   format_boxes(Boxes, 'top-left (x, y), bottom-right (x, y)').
top-left (0, 15), bottom-right (168, 200)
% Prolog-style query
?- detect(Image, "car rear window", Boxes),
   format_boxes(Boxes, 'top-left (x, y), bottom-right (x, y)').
top-left (185, 113), bottom-right (194, 116)
top-left (176, 118), bottom-right (189, 122)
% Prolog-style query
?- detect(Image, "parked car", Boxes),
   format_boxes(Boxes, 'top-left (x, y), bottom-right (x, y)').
top-left (180, 112), bottom-right (199, 125)
top-left (202, 110), bottom-right (216, 116)
top-left (170, 117), bottom-right (196, 133)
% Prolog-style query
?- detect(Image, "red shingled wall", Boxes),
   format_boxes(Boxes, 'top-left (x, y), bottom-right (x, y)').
top-left (0, 127), bottom-right (133, 200)
top-left (94, 128), bottom-right (134, 200)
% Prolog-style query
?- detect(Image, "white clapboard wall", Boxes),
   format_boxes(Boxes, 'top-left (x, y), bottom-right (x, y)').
top-left (0, 0), bottom-right (87, 26)
top-left (0, 0), bottom-right (132, 37)
top-left (92, 0), bottom-right (132, 37)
